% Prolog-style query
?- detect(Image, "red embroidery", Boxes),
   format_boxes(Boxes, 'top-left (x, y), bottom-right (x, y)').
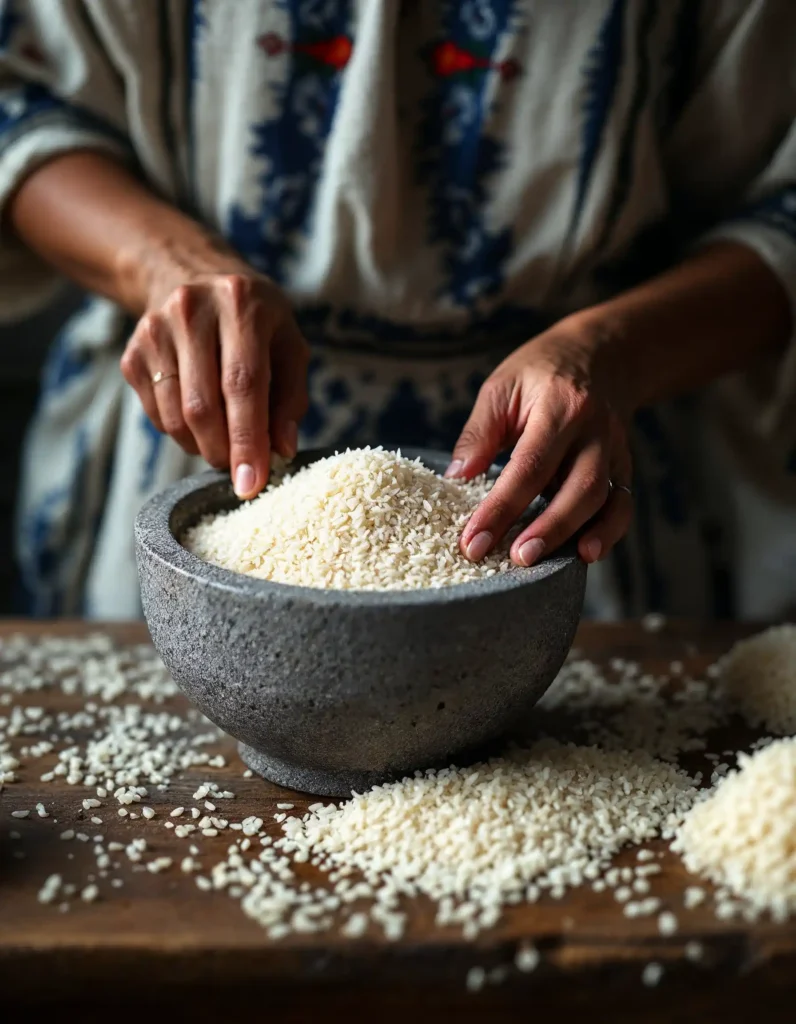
top-left (431, 41), bottom-right (519, 81)
top-left (258, 32), bottom-right (352, 71)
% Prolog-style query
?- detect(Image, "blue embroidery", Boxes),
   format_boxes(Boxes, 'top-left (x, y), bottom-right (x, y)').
top-left (20, 429), bottom-right (90, 617)
top-left (737, 186), bottom-right (796, 244)
top-left (0, 82), bottom-right (58, 137)
top-left (417, 0), bottom-right (520, 309)
top-left (376, 381), bottom-right (436, 448)
top-left (185, 0), bottom-right (206, 89)
top-left (226, 0), bottom-right (352, 283)
top-left (571, 0), bottom-right (626, 231)
top-left (38, 298), bottom-right (97, 397)
top-left (301, 400), bottom-right (328, 440)
top-left (300, 353), bottom-right (487, 452)
top-left (296, 303), bottom-right (547, 356)
top-left (139, 411), bottom-right (164, 492)
top-left (0, 81), bottom-right (129, 156)
top-left (325, 377), bottom-right (350, 405)
top-left (41, 336), bottom-right (91, 397)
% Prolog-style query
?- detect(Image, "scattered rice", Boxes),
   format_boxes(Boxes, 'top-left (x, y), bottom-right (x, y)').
top-left (5, 623), bottom-right (796, 955)
top-left (514, 942), bottom-right (540, 972)
top-left (184, 447), bottom-right (512, 591)
top-left (37, 874), bottom-right (62, 904)
top-left (465, 966), bottom-right (486, 992)
top-left (673, 738), bottom-right (796, 921)
top-left (684, 886), bottom-right (706, 910)
top-left (274, 740), bottom-right (698, 938)
top-left (642, 962), bottom-right (664, 987)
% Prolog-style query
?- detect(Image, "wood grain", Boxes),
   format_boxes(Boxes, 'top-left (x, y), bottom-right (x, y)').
top-left (1, 619), bottom-right (794, 1021)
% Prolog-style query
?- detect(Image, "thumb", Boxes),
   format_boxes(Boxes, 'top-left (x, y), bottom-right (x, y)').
top-left (446, 379), bottom-right (510, 480)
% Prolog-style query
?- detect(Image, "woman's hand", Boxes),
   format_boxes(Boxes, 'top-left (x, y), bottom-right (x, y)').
top-left (449, 315), bottom-right (633, 567)
top-left (121, 261), bottom-right (309, 500)
top-left (6, 149), bottom-right (309, 501)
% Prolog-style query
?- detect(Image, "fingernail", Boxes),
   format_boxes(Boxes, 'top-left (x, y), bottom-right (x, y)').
top-left (445, 460), bottom-right (465, 479)
top-left (517, 537), bottom-right (546, 567)
top-left (234, 463), bottom-right (256, 499)
top-left (584, 538), bottom-right (602, 562)
top-left (465, 530), bottom-right (493, 562)
top-left (283, 420), bottom-right (298, 459)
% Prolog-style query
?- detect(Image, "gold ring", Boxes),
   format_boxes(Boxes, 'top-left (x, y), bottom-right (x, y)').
top-left (152, 371), bottom-right (179, 385)
top-left (609, 479), bottom-right (633, 498)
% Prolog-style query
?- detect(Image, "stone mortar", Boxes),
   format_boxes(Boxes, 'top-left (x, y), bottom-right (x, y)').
top-left (135, 448), bottom-right (586, 797)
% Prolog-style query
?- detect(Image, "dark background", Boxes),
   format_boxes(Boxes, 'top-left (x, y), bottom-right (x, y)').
top-left (0, 291), bottom-right (79, 613)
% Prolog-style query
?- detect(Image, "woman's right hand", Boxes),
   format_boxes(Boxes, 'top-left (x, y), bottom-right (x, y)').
top-left (8, 150), bottom-right (308, 500)
top-left (120, 263), bottom-right (309, 499)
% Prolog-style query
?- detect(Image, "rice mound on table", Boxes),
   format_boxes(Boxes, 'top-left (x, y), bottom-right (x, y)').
top-left (718, 623), bottom-right (796, 734)
top-left (673, 738), bottom-right (796, 921)
top-left (184, 447), bottom-right (512, 590)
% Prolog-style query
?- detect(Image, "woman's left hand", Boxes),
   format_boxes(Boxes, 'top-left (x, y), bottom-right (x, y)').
top-left (448, 314), bottom-right (634, 567)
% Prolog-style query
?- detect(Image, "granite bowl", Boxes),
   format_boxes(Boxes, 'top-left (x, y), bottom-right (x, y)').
top-left (134, 447), bottom-right (586, 796)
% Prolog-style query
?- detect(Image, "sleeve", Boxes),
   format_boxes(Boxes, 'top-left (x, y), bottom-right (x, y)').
top-left (663, 0), bottom-right (796, 449)
top-left (0, 0), bottom-right (132, 321)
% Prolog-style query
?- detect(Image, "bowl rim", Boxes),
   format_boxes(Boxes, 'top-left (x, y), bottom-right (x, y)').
top-left (134, 446), bottom-right (582, 608)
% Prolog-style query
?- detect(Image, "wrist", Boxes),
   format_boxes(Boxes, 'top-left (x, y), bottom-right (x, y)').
top-left (114, 211), bottom-right (246, 314)
top-left (559, 306), bottom-right (641, 418)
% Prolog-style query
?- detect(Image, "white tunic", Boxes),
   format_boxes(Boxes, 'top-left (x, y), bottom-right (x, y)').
top-left (0, 0), bottom-right (794, 619)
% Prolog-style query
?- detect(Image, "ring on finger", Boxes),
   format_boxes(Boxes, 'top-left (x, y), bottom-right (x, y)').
top-left (152, 370), bottom-right (180, 386)
top-left (608, 478), bottom-right (633, 498)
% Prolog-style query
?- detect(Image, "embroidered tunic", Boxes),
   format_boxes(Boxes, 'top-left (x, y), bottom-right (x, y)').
top-left (1, 0), bottom-right (795, 619)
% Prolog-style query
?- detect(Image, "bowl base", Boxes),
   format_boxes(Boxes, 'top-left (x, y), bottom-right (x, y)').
top-left (237, 742), bottom-right (394, 798)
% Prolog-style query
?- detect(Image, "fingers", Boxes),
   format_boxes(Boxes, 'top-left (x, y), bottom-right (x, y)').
top-left (120, 337), bottom-right (164, 433)
top-left (170, 288), bottom-right (229, 470)
top-left (576, 484), bottom-right (633, 563)
top-left (460, 405), bottom-right (575, 561)
top-left (446, 378), bottom-right (512, 480)
top-left (577, 440), bottom-right (633, 562)
top-left (122, 271), bottom-right (308, 495)
top-left (123, 311), bottom-right (198, 455)
top-left (217, 275), bottom-right (271, 499)
top-left (508, 438), bottom-right (610, 566)
top-left (269, 319), bottom-right (309, 459)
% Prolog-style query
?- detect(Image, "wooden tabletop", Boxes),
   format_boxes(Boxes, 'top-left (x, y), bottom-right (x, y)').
top-left (1, 619), bottom-right (795, 1022)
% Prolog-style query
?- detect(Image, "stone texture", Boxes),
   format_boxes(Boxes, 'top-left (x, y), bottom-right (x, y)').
top-left (135, 448), bottom-right (586, 797)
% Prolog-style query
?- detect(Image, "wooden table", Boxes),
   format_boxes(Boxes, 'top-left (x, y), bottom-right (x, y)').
top-left (1, 619), bottom-right (795, 1022)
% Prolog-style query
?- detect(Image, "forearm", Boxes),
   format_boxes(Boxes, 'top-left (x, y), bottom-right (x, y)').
top-left (9, 151), bottom-right (242, 314)
top-left (570, 242), bottom-right (792, 414)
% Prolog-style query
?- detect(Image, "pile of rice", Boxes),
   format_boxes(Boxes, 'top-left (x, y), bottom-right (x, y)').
top-left (185, 447), bottom-right (512, 590)
top-left (718, 624), bottom-right (796, 734)
top-left (673, 738), bottom-right (796, 921)
top-left (271, 738), bottom-right (699, 938)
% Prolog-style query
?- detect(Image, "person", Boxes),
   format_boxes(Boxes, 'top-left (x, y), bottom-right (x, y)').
top-left (1, 0), bottom-right (794, 620)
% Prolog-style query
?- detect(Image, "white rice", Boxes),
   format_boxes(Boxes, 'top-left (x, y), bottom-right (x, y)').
top-left (7, 623), bottom-right (796, 948)
top-left (718, 624), bottom-right (796, 734)
top-left (275, 739), bottom-right (699, 938)
top-left (672, 738), bottom-right (796, 921)
top-left (184, 447), bottom-right (512, 591)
